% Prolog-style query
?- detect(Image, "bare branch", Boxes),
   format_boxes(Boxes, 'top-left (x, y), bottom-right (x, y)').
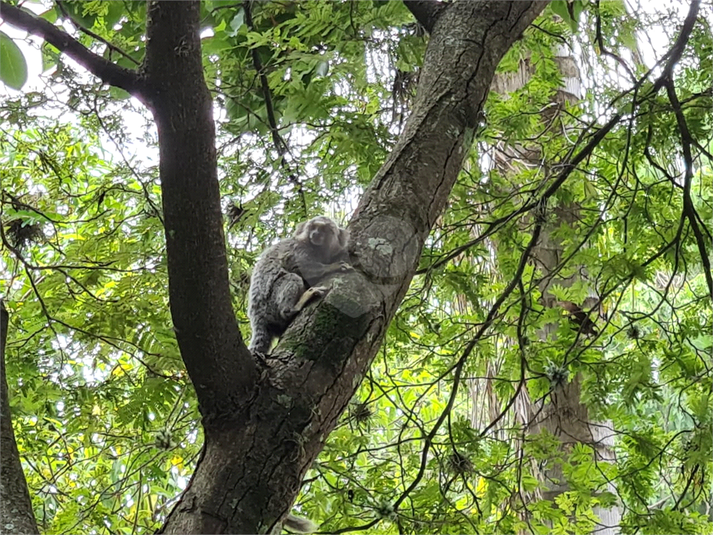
top-left (0, 2), bottom-right (142, 97)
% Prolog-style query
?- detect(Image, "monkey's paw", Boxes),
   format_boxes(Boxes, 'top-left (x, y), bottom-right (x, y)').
top-left (280, 306), bottom-right (298, 319)
top-left (339, 261), bottom-right (353, 272)
top-left (306, 285), bottom-right (329, 298)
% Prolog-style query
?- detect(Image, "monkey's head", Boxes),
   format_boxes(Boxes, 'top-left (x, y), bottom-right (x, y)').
top-left (294, 216), bottom-right (349, 257)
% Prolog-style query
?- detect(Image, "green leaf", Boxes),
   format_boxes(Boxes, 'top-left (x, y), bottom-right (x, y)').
top-left (314, 60), bottom-right (329, 77)
top-left (228, 9), bottom-right (245, 36)
top-left (41, 42), bottom-right (58, 73)
top-left (550, 1), bottom-right (580, 33)
top-left (109, 87), bottom-right (131, 101)
top-left (104, 2), bottom-right (124, 29)
top-left (39, 7), bottom-right (59, 23)
top-left (0, 31), bottom-right (28, 90)
top-left (571, 0), bottom-right (585, 26)
top-left (57, 0), bottom-right (97, 29)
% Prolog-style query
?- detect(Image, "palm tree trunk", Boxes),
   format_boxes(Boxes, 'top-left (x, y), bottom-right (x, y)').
top-left (488, 43), bottom-right (621, 533)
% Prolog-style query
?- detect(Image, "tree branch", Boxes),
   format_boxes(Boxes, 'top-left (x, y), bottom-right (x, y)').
top-left (0, 2), bottom-right (142, 97)
top-left (664, 77), bottom-right (713, 300)
top-left (243, 1), bottom-right (286, 157)
top-left (142, 1), bottom-right (258, 417)
top-left (159, 2), bottom-right (550, 533)
top-left (403, 0), bottom-right (447, 33)
top-left (242, 0), bottom-right (308, 217)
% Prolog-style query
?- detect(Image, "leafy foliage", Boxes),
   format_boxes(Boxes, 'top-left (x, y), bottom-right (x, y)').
top-left (1, 1), bottom-right (711, 534)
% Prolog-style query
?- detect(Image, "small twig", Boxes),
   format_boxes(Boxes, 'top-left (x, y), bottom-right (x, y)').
top-left (243, 0), bottom-right (307, 217)
top-left (594, 0), bottom-right (636, 82)
top-left (419, 111), bottom-right (622, 275)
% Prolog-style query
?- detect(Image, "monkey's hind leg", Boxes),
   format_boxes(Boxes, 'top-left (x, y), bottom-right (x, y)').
top-left (249, 324), bottom-right (274, 355)
top-left (273, 273), bottom-right (310, 322)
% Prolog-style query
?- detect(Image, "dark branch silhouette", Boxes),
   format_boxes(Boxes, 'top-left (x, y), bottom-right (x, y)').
top-left (0, 2), bottom-right (142, 96)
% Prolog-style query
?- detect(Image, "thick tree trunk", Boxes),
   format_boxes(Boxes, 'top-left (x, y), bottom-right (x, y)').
top-left (156, 2), bottom-right (548, 533)
top-left (0, 1), bottom-right (549, 533)
top-left (0, 301), bottom-right (40, 535)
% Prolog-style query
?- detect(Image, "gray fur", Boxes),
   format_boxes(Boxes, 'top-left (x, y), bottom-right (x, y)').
top-left (248, 216), bottom-right (351, 354)
top-left (283, 513), bottom-right (317, 533)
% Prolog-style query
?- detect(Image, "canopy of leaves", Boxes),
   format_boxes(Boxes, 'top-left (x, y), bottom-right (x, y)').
top-left (1, 1), bottom-right (711, 534)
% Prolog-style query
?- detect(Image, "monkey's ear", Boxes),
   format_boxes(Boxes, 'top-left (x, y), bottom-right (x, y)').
top-left (294, 221), bottom-right (308, 240)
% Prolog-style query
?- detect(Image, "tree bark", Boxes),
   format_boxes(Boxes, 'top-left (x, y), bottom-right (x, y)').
top-left (0, 1), bottom-right (550, 533)
top-left (157, 2), bottom-right (548, 533)
top-left (140, 0), bottom-right (259, 419)
top-left (403, 0), bottom-right (446, 32)
top-left (0, 301), bottom-right (40, 535)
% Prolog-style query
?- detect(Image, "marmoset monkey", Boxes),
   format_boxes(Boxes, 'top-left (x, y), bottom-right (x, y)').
top-left (248, 216), bottom-right (351, 355)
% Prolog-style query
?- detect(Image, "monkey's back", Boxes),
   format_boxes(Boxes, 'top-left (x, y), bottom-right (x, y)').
top-left (247, 239), bottom-right (296, 327)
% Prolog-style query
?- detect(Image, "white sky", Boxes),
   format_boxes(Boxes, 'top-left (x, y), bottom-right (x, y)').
top-left (1, 0), bottom-right (698, 167)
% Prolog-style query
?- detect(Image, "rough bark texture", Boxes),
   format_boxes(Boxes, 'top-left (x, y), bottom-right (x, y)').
top-left (403, 0), bottom-right (447, 32)
top-left (0, 1), bottom-right (549, 533)
top-left (142, 1), bottom-right (258, 417)
top-left (0, 302), bottom-right (40, 535)
top-left (157, 2), bottom-right (548, 533)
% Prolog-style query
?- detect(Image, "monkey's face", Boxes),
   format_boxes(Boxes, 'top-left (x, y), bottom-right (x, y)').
top-left (294, 216), bottom-right (348, 259)
top-left (306, 217), bottom-right (338, 247)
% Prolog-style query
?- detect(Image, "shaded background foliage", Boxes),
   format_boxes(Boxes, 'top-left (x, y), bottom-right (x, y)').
top-left (1, 0), bottom-right (711, 534)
